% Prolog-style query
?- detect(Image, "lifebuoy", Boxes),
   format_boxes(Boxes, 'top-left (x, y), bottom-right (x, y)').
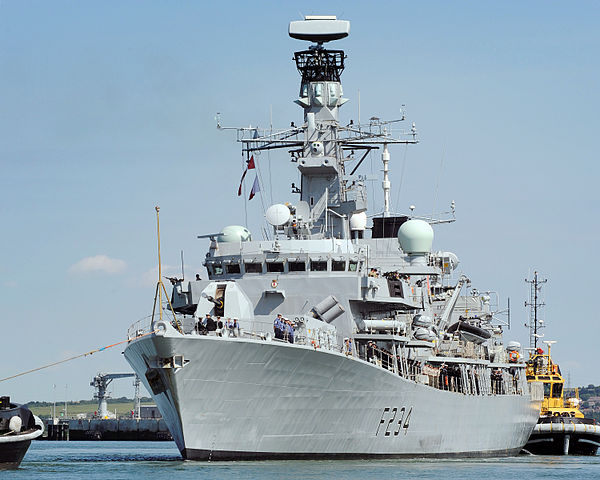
top-left (509, 351), bottom-right (519, 362)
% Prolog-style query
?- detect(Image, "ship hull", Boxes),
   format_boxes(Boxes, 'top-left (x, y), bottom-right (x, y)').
top-left (124, 334), bottom-right (539, 460)
top-left (0, 439), bottom-right (31, 470)
top-left (525, 422), bottom-right (600, 455)
top-left (0, 415), bottom-right (44, 470)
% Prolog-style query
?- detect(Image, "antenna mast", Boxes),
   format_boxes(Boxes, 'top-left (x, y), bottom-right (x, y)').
top-left (382, 143), bottom-right (391, 217)
top-left (525, 271), bottom-right (547, 349)
top-left (151, 206), bottom-right (183, 333)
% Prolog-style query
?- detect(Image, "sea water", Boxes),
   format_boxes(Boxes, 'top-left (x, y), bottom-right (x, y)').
top-left (5, 441), bottom-right (599, 479)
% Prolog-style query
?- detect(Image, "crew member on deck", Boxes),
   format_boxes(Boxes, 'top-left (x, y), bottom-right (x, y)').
top-left (227, 318), bottom-right (235, 337)
top-left (216, 316), bottom-right (224, 336)
top-left (206, 314), bottom-right (217, 332)
top-left (344, 338), bottom-right (353, 356)
top-left (285, 320), bottom-right (294, 344)
top-left (274, 314), bottom-right (283, 339)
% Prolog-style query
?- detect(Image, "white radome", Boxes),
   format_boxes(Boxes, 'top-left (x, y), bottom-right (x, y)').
top-left (265, 204), bottom-right (292, 226)
top-left (349, 211), bottom-right (367, 230)
top-left (218, 225), bottom-right (252, 243)
top-left (398, 219), bottom-right (434, 254)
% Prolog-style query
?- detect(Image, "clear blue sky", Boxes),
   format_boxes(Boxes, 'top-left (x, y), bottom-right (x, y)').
top-left (1, 1), bottom-right (599, 403)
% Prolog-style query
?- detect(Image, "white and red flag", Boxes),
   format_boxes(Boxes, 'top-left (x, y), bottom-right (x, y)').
top-left (237, 155), bottom-right (256, 196)
top-left (249, 175), bottom-right (260, 200)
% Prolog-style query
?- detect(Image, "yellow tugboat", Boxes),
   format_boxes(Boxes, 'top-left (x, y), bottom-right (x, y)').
top-left (524, 342), bottom-right (600, 455)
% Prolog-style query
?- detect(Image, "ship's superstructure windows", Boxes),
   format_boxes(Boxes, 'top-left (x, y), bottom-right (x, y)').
top-left (313, 83), bottom-right (324, 106)
top-left (289, 261), bottom-right (306, 272)
top-left (332, 260), bottom-right (346, 271)
top-left (300, 83), bottom-right (308, 98)
top-left (552, 383), bottom-right (563, 398)
top-left (310, 260), bottom-right (327, 272)
top-left (267, 262), bottom-right (285, 273)
top-left (244, 262), bottom-right (262, 274)
top-left (213, 264), bottom-right (223, 275)
top-left (544, 383), bottom-right (552, 397)
top-left (349, 261), bottom-right (358, 272)
top-left (226, 263), bottom-right (241, 274)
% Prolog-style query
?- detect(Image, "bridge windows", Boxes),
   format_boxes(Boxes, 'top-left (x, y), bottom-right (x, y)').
top-left (213, 264), bottom-right (223, 275)
top-left (310, 260), bottom-right (327, 271)
top-left (244, 262), bottom-right (262, 273)
top-left (552, 383), bottom-right (563, 398)
top-left (332, 260), bottom-right (346, 271)
top-left (208, 255), bottom-right (364, 277)
top-left (289, 261), bottom-right (306, 272)
top-left (543, 382), bottom-right (552, 397)
top-left (226, 263), bottom-right (241, 274)
top-left (267, 261), bottom-right (285, 273)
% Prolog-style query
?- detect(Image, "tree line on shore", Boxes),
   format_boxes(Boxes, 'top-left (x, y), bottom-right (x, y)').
top-left (24, 396), bottom-right (153, 407)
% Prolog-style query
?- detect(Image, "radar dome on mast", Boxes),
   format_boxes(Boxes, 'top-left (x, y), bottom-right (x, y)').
top-left (398, 219), bottom-right (434, 255)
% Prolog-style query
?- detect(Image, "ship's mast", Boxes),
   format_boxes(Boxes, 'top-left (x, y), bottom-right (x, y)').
top-left (525, 271), bottom-right (547, 349)
top-left (382, 143), bottom-right (391, 217)
top-left (221, 16), bottom-right (418, 239)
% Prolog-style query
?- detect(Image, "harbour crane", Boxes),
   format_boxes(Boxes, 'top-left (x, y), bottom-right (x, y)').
top-left (90, 372), bottom-right (141, 419)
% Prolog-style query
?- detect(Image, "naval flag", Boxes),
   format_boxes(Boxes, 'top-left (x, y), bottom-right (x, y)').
top-left (249, 175), bottom-right (260, 200)
top-left (237, 155), bottom-right (256, 196)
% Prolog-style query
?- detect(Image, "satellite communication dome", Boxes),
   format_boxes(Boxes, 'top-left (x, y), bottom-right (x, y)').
top-left (218, 225), bottom-right (252, 243)
top-left (349, 211), bottom-right (367, 231)
top-left (397, 219), bottom-right (434, 254)
top-left (265, 204), bottom-right (292, 226)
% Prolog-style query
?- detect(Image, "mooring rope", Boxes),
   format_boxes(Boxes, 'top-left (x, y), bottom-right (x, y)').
top-left (0, 330), bottom-right (156, 383)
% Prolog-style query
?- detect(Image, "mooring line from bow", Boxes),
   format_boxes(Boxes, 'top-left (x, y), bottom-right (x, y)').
top-left (0, 330), bottom-right (156, 383)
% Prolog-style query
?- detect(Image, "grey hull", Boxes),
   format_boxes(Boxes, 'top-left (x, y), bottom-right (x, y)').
top-left (124, 334), bottom-right (540, 459)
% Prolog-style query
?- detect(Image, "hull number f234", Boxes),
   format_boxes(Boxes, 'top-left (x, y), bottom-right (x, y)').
top-left (375, 406), bottom-right (413, 436)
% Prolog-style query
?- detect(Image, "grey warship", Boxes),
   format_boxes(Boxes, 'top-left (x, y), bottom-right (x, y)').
top-left (124, 16), bottom-right (541, 460)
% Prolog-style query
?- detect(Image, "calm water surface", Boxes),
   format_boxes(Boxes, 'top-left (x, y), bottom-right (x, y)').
top-left (5, 441), bottom-right (599, 479)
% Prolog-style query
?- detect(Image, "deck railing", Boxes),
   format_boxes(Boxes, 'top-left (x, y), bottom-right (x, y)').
top-left (126, 312), bottom-right (525, 398)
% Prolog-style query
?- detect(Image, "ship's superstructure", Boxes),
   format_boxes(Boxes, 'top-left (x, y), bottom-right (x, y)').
top-left (124, 16), bottom-right (541, 460)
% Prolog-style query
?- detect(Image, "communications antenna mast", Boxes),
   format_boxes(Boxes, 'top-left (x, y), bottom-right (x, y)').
top-left (525, 271), bottom-right (547, 349)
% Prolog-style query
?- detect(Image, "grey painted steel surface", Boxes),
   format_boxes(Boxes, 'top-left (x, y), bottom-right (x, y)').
top-left (124, 333), bottom-right (539, 459)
